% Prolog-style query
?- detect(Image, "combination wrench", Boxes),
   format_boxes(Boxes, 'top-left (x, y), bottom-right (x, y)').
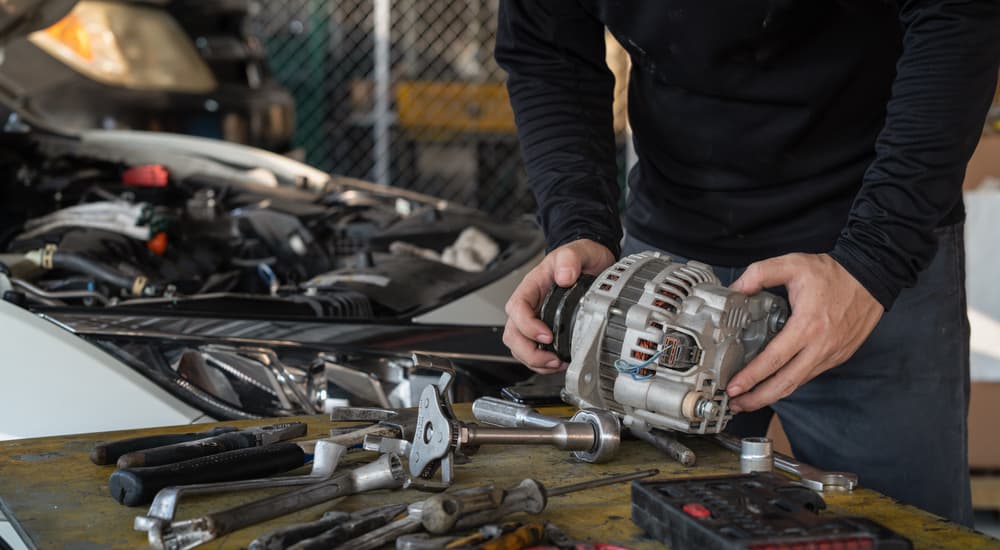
top-left (714, 433), bottom-right (858, 492)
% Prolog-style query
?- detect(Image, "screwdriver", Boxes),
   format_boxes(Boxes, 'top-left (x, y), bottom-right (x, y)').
top-left (333, 469), bottom-right (659, 550)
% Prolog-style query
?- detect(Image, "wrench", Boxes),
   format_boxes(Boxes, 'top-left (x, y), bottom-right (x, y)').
top-left (135, 439), bottom-right (346, 526)
top-left (135, 453), bottom-right (408, 550)
top-left (714, 433), bottom-right (858, 492)
top-left (250, 504), bottom-right (407, 550)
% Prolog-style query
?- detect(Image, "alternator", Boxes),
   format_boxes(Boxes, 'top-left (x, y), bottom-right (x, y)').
top-left (540, 251), bottom-right (788, 435)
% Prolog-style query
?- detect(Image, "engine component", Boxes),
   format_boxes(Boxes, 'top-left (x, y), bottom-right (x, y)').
top-left (540, 251), bottom-right (788, 435)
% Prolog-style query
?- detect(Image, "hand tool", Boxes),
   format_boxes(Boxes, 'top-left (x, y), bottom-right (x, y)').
top-left (473, 397), bottom-right (695, 466)
top-left (90, 426), bottom-right (238, 466)
top-left (111, 440), bottom-right (315, 506)
top-left (328, 406), bottom-right (421, 448)
top-left (470, 397), bottom-right (622, 463)
top-left (471, 522), bottom-right (546, 550)
top-left (739, 436), bottom-right (773, 474)
top-left (131, 404), bottom-right (421, 514)
top-left (331, 469), bottom-right (659, 550)
top-left (249, 504), bottom-right (407, 550)
top-left (397, 374), bottom-right (620, 488)
top-left (135, 453), bottom-right (408, 550)
top-left (713, 433), bottom-right (857, 492)
top-left (535, 522), bottom-right (631, 550)
top-left (395, 522), bottom-right (526, 550)
top-left (631, 471), bottom-right (911, 550)
top-left (133, 439), bottom-right (346, 519)
top-left (115, 422), bottom-right (307, 468)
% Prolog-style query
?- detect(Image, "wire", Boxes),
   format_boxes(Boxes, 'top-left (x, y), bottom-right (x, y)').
top-left (614, 349), bottom-right (663, 381)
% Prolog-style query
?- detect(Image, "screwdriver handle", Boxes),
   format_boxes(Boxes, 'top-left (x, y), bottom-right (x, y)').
top-left (89, 426), bottom-right (238, 465)
top-left (109, 442), bottom-right (306, 506)
top-left (116, 430), bottom-right (265, 468)
top-left (421, 479), bottom-right (547, 535)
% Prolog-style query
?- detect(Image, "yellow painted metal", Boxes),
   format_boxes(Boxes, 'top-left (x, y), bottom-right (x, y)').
top-left (395, 80), bottom-right (516, 135)
top-left (0, 405), bottom-right (996, 549)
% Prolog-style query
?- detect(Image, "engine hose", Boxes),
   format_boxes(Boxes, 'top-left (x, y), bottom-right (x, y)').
top-left (49, 252), bottom-right (150, 296)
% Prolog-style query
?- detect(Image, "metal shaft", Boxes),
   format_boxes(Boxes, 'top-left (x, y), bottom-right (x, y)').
top-left (471, 397), bottom-right (561, 428)
top-left (461, 423), bottom-right (597, 451)
top-left (546, 468), bottom-right (659, 496)
top-left (631, 428), bottom-right (696, 466)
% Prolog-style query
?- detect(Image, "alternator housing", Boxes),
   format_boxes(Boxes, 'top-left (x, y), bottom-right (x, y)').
top-left (541, 252), bottom-right (787, 435)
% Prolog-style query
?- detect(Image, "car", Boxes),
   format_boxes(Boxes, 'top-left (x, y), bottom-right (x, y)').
top-left (0, 0), bottom-right (543, 440)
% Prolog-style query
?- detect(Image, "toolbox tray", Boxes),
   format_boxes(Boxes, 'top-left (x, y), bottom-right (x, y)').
top-left (631, 471), bottom-right (912, 550)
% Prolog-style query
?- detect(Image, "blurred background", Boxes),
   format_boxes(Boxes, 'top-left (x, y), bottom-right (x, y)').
top-left (248, 0), bottom-right (632, 220)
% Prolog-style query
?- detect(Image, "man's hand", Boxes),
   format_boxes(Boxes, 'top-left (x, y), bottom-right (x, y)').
top-left (726, 253), bottom-right (884, 412)
top-left (504, 239), bottom-right (616, 373)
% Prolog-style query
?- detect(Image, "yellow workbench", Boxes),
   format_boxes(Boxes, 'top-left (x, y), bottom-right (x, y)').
top-left (0, 405), bottom-right (997, 549)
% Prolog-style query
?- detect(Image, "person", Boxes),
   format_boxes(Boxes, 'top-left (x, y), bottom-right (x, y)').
top-left (495, 0), bottom-right (1000, 526)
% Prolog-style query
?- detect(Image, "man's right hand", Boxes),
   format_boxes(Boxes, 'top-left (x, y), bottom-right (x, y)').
top-left (503, 238), bottom-right (616, 373)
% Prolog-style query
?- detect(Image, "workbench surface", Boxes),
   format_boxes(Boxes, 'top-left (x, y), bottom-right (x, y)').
top-left (0, 406), bottom-right (996, 549)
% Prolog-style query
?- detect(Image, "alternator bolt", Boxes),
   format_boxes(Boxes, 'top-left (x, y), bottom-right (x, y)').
top-left (695, 399), bottom-right (719, 418)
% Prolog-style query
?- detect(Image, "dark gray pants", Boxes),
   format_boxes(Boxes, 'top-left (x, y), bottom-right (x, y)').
top-left (623, 224), bottom-right (973, 526)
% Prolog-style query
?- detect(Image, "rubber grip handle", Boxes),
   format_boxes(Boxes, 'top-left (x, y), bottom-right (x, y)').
top-left (90, 426), bottom-right (238, 465)
top-left (108, 442), bottom-right (306, 506)
top-left (116, 430), bottom-right (263, 468)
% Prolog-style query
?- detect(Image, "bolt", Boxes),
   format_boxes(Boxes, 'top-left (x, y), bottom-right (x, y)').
top-left (695, 399), bottom-right (719, 419)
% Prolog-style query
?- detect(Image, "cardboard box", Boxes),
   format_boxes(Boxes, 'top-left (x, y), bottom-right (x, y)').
top-left (969, 381), bottom-right (1000, 470)
top-left (964, 133), bottom-right (1000, 190)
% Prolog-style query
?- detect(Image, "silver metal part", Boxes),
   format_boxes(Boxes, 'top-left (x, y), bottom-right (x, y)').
top-left (474, 397), bottom-right (688, 466)
top-left (471, 397), bottom-right (561, 429)
top-left (395, 533), bottom-right (459, 550)
top-left (715, 434), bottom-right (857, 492)
top-left (566, 409), bottom-right (620, 463)
top-left (409, 370), bottom-right (457, 487)
top-left (134, 440), bottom-right (346, 527)
top-left (740, 437), bottom-right (774, 474)
top-left (556, 251), bottom-right (789, 435)
top-left (331, 515), bottom-right (423, 550)
top-left (137, 453), bottom-right (407, 550)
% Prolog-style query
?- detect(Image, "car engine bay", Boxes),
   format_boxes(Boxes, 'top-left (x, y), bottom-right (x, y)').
top-left (0, 133), bottom-right (542, 321)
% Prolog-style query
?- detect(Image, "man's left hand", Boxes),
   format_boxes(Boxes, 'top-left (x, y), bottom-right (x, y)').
top-left (726, 253), bottom-right (884, 412)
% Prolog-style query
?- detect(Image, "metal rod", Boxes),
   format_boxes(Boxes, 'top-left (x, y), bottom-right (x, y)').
top-left (547, 468), bottom-right (659, 497)
top-left (372, 0), bottom-right (391, 185)
top-left (465, 424), bottom-right (596, 451)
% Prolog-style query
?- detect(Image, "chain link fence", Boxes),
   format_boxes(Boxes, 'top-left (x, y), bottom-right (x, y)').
top-left (252, 1), bottom-right (630, 220)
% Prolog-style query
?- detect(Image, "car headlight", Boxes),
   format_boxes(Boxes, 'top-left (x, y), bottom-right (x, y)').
top-left (28, 0), bottom-right (216, 93)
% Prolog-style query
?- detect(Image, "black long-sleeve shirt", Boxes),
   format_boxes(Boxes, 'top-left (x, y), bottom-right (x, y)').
top-left (496, 0), bottom-right (1000, 309)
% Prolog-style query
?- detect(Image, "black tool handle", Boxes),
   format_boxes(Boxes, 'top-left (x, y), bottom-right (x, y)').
top-left (109, 442), bottom-right (306, 506)
top-left (116, 430), bottom-right (265, 468)
top-left (90, 426), bottom-right (238, 465)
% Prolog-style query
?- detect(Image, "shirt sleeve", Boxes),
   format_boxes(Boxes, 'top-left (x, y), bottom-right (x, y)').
top-left (495, 0), bottom-right (622, 257)
top-left (829, 0), bottom-right (1000, 310)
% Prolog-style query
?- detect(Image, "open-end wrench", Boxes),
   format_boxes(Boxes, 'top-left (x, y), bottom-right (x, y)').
top-left (135, 453), bottom-right (408, 550)
top-left (135, 439), bottom-right (347, 525)
top-left (713, 433), bottom-right (858, 492)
